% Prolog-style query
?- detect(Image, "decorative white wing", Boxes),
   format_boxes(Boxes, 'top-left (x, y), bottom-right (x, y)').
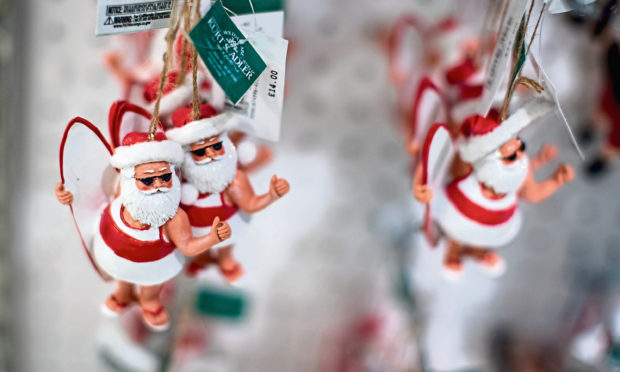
top-left (421, 123), bottom-right (455, 247)
top-left (59, 117), bottom-right (115, 280)
top-left (388, 14), bottom-right (425, 85)
top-left (411, 77), bottom-right (448, 152)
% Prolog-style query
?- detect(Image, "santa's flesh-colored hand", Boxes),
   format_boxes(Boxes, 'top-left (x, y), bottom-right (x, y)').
top-left (407, 140), bottom-right (420, 155)
top-left (269, 175), bottom-right (290, 199)
top-left (103, 51), bottom-right (123, 70)
top-left (210, 217), bottom-right (231, 242)
top-left (538, 144), bottom-right (558, 163)
top-left (413, 184), bottom-right (433, 203)
top-left (553, 164), bottom-right (574, 185)
top-left (55, 182), bottom-right (74, 205)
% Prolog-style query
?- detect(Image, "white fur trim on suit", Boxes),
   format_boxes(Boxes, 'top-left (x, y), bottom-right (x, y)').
top-left (166, 112), bottom-right (237, 145)
top-left (458, 98), bottom-right (555, 163)
top-left (110, 140), bottom-right (184, 169)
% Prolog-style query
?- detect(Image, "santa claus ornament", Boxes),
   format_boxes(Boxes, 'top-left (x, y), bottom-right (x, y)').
top-left (410, 1), bottom-right (581, 279)
top-left (55, 118), bottom-right (232, 330)
top-left (413, 102), bottom-right (574, 279)
top-left (53, 2), bottom-right (237, 330)
top-left (165, 104), bottom-right (290, 283)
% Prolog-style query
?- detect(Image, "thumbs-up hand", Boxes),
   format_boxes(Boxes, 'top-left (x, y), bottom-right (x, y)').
top-left (209, 217), bottom-right (232, 242)
top-left (269, 175), bottom-right (290, 200)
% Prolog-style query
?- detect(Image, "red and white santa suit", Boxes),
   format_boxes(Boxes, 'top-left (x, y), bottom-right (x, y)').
top-left (431, 172), bottom-right (522, 248)
top-left (166, 108), bottom-right (250, 250)
top-left (430, 111), bottom-right (535, 248)
top-left (93, 132), bottom-right (186, 285)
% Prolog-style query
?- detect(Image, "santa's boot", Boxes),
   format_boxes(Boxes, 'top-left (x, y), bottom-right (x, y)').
top-left (465, 247), bottom-right (506, 277)
top-left (443, 240), bottom-right (464, 281)
top-left (185, 250), bottom-right (216, 277)
top-left (216, 245), bottom-right (244, 284)
top-left (138, 285), bottom-right (169, 332)
top-left (102, 281), bottom-right (136, 317)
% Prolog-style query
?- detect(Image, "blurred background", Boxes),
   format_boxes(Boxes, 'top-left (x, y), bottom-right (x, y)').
top-left (1, 0), bottom-right (620, 371)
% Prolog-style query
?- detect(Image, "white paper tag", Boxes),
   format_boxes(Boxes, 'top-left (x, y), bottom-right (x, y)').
top-left (96, 0), bottom-right (173, 36)
top-left (529, 53), bottom-right (585, 159)
top-left (223, 28), bottom-right (288, 141)
top-left (232, 11), bottom-right (285, 38)
top-left (476, 0), bottom-right (528, 114)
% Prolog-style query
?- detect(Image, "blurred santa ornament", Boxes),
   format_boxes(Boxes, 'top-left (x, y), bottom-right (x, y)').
top-left (412, 2), bottom-right (577, 278)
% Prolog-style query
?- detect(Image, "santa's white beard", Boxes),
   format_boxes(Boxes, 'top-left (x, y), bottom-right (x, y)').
top-left (473, 153), bottom-right (529, 195)
top-left (120, 172), bottom-right (181, 227)
top-left (182, 135), bottom-right (238, 194)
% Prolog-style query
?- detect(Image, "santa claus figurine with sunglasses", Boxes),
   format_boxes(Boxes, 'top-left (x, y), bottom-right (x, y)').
top-left (55, 130), bottom-right (232, 330)
top-left (413, 108), bottom-right (574, 279)
top-left (166, 104), bottom-right (290, 283)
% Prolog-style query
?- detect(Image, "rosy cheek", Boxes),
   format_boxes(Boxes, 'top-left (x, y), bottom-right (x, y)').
top-left (135, 180), bottom-right (150, 191)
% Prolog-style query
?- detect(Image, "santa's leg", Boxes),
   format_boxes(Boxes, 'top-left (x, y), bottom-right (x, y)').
top-left (102, 280), bottom-right (136, 316)
top-left (464, 246), bottom-right (506, 277)
top-left (443, 239), bottom-right (465, 279)
top-left (185, 249), bottom-right (216, 277)
top-left (138, 284), bottom-right (169, 331)
top-left (216, 244), bottom-right (244, 283)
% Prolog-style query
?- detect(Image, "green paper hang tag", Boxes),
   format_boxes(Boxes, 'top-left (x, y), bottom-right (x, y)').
top-left (190, 1), bottom-right (267, 104)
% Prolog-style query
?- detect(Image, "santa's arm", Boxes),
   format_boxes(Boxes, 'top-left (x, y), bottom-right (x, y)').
top-left (530, 144), bottom-right (558, 171)
top-left (412, 164), bottom-right (433, 203)
top-left (164, 209), bottom-right (231, 256)
top-left (518, 164), bottom-right (574, 203)
top-left (226, 171), bottom-right (289, 213)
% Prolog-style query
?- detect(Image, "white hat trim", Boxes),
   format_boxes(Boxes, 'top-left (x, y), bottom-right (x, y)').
top-left (110, 140), bottom-right (184, 169)
top-left (458, 98), bottom-right (555, 163)
top-left (166, 112), bottom-right (237, 145)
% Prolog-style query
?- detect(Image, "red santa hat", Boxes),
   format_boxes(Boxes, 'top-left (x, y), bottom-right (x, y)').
top-left (165, 103), bottom-right (237, 146)
top-left (110, 131), bottom-right (184, 170)
top-left (458, 99), bottom-right (555, 162)
top-left (142, 69), bottom-right (209, 120)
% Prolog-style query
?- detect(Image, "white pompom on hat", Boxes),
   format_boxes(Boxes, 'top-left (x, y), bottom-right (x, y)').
top-left (109, 131), bottom-right (184, 170)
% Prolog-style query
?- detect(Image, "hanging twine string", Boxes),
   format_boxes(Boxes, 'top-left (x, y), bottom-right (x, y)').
top-left (525, 3), bottom-right (546, 58)
top-left (148, 0), bottom-right (182, 141)
top-left (498, 2), bottom-right (547, 121)
top-left (176, 1), bottom-right (191, 86)
top-left (499, 0), bottom-right (536, 121)
top-left (191, 0), bottom-right (202, 120)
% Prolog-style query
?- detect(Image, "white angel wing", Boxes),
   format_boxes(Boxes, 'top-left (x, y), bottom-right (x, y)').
top-left (411, 77), bottom-right (448, 150)
top-left (420, 123), bottom-right (455, 247)
top-left (59, 117), bottom-right (115, 280)
top-left (389, 15), bottom-right (425, 85)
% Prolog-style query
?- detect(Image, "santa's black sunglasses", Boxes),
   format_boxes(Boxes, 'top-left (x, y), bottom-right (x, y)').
top-left (191, 142), bottom-right (223, 157)
top-left (136, 172), bottom-right (172, 186)
top-left (501, 139), bottom-right (526, 162)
